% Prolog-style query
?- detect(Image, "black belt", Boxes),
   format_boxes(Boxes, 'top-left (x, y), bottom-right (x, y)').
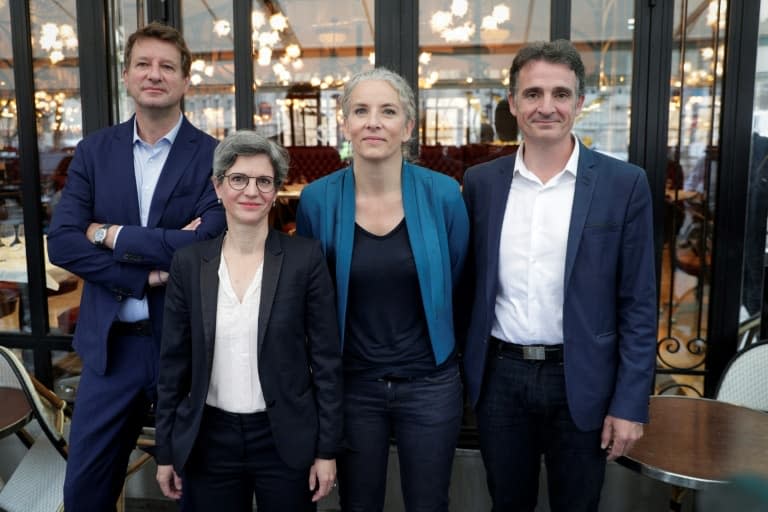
top-left (110, 320), bottom-right (152, 337)
top-left (489, 336), bottom-right (563, 362)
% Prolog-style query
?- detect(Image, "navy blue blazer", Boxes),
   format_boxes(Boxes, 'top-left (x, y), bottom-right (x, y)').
top-left (461, 143), bottom-right (657, 431)
top-left (48, 116), bottom-right (225, 374)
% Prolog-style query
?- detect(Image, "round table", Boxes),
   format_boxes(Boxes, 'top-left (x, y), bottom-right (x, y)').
top-left (617, 395), bottom-right (768, 490)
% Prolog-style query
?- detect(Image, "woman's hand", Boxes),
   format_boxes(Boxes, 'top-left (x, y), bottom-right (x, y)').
top-left (156, 464), bottom-right (183, 500)
top-left (308, 458), bottom-right (336, 502)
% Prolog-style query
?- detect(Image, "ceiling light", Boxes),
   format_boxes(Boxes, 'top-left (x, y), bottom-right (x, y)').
top-left (451, 0), bottom-right (468, 17)
top-left (213, 19), bottom-right (231, 37)
top-left (252, 10), bottom-right (266, 29)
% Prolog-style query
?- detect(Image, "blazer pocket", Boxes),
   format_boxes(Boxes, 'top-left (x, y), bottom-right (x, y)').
top-left (595, 331), bottom-right (617, 346)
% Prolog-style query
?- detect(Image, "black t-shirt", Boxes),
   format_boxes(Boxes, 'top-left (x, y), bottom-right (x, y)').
top-left (344, 219), bottom-right (435, 378)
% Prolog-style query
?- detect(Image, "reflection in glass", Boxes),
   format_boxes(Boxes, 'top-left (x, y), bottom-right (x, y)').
top-left (571, 0), bottom-right (635, 161)
top-left (110, 0), bottom-right (142, 123)
top-left (417, 1), bottom-right (548, 184)
top-left (0, 0), bottom-right (25, 334)
top-left (30, 0), bottom-right (84, 335)
top-left (739, 1), bottom-right (768, 345)
top-left (182, 0), bottom-right (235, 139)
top-left (657, 0), bottom-right (727, 397)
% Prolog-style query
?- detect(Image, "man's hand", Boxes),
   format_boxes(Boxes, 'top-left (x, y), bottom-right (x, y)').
top-left (601, 415), bottom-right (644, 461)
top-left (183, 217), bottom-right (201, 231)
top-left (148, 270), bottom-right (169, 287)
top-left (156, 464), bottom-right (182, 500)
top-left (309, 458), bottom-right (336, 503)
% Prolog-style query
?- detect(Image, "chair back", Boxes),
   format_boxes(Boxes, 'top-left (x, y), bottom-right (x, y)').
top-left (0, 346), bottom-right (67, 454)
top-left (715, 341), bottom-right (768, 411)
top-left (0, 346), bottom-right (68, 512)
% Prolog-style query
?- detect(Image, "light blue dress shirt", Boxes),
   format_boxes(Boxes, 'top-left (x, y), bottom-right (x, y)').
top-left (117, 114), bottom-right (183, 322)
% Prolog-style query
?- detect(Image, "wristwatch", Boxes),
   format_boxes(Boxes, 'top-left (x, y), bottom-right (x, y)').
top-left (93, 223), bottom-right (113, 247)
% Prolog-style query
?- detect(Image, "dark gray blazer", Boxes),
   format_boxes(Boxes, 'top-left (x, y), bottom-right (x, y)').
top-left (154, 229), bottom-right (343, 470)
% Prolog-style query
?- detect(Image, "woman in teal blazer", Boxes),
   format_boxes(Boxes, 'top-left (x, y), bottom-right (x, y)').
top-left (296, 68), bottom-right (468, 511)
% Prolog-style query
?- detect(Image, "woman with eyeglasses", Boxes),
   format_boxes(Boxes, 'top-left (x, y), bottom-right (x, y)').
top-left (155, 130), bottom-right (342, 512)
top-left (296, 68), bottom-right (469, 511)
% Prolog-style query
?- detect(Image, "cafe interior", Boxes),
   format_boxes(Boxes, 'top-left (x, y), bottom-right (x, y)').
top-left (0, 0), bottom-right (767, 510)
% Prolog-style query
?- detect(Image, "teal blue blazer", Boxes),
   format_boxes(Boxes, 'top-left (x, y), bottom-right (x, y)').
top-left (296, 162), bottom-right (469, 365)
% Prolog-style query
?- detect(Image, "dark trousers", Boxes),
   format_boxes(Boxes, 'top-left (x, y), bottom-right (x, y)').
top-left (181, 405), bottom-right (315, 512)
top-left (476, 351), bottom-right (606, 512)
top-left (338, 363), bottom-right (463, 512)
top-left (64, 333), bottom-right (158, 512)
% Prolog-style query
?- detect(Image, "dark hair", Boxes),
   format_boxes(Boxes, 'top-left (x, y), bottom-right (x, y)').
top-left (124, 22), bottom-right (192, 77)
top-left (509, 39), bottom-right (585, 98)
top-left (213, 130), bottom-right (290, 186)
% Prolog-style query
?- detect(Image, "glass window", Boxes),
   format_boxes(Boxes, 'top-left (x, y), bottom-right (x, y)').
top-left (30, 0), bottom-right (84, 335)
top-left (739, 0), bottom-right (768, 345)
top-left (111, 1), bottom-right (143, 122)
top-left (182, 0), bottom-right (235, 139)
top-left (417, 1), bottom-right (549, 183)
top-left (0, 0), bottom-right (23, 333)
top-left (657, 0), bottom-right (727, 396)
top-left (571, 0), bottom-right (635, 161)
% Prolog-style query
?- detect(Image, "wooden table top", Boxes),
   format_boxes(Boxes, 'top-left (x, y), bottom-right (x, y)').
top-left (0, 386), bottom-right (32, 438)
top-left (617, 395), bottom-right (768, 490)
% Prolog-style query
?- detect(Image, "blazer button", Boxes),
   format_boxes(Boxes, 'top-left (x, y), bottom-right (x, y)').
top-left (115, 295), bottom-right (123, 302)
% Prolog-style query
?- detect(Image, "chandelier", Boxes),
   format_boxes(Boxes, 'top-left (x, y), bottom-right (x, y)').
top-left (39, 23), bottom-right (78, 64)
top-left (430, 1), bottom-right (510, 44)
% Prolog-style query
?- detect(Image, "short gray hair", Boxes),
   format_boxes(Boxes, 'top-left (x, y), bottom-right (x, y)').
top-left (341, 68), bottom-right (416, 127)
top-left (212, 130), bottom-right (289, 186)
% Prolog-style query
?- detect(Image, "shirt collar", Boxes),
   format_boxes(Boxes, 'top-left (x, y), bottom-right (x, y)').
top-left (514, 134), bottom-right (580, 183)
top-left (132, 113), bottom-right (184, 146)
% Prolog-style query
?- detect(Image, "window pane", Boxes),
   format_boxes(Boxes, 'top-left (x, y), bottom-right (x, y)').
top-left (657, 0), bottom-right (727, 396)
top-left (739, 0), bottom-right (768, 345)
top-left (111, 0), bottom-right (143, 123)
top-left (571, 0), bottom-right (635, 161)
top-left (0, 0), bottom-right (23, 333)
top-left (30, 0), bottom-right (84, 335)
top-left (417, 1), bottom-right (548, 183)
top-left (182, 0), bottom-right (235, 139)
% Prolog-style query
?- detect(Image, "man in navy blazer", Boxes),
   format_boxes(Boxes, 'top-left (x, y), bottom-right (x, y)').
top-left (461, 40), bottom-right (657, 511)
top-left (47, 23), bottom-right (224, 511)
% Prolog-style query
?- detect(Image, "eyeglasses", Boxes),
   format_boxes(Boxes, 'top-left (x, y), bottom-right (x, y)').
top-left (223, 173), bottom-right (276, 193)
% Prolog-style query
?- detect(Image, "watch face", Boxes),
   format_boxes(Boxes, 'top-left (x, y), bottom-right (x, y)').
top-left (95, 227), bottom-right (107, 244)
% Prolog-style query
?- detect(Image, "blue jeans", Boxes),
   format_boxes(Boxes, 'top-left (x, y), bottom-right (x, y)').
top-left (339, 363), bottom-right (463, 512)
top-left (476, 351), bottom-right (606, 512)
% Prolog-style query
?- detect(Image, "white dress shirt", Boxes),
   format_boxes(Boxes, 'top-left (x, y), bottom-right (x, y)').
top-left (206, 256), bottom-right (266, 413)
top-left (116, 114), bottom-right (183, 322)
top-left (491, 139), bottom-right (580, 346)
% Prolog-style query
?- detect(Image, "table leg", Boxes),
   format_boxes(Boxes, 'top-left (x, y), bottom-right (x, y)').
top-left (670, 485), bottom-right (687, 511)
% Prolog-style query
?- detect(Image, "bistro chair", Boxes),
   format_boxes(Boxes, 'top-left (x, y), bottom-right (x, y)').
top-left (0, 346), bottom-right (68, 512)
top-left (715, 341), bottom-right (768, 411)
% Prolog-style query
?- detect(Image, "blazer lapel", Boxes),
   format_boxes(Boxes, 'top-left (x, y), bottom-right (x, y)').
top-left (113, 119), bottom-right (142, 225)
top-left (199, 235), bottom-right (223, 376)
top-left (485, 160), bottom-right (514, 312)
top-left (258, 230), bottom-right (283, 356)
top-left (564, 144), bottom-right (597, 293)
top-left (147, 117), bottom-right (199, 227)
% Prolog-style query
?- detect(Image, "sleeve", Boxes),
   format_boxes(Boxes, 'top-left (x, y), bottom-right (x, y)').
top-left (609, 170), bottom-right (658, 423)
top-left (47, 140), bottom-right (150, 298)
top-left (154, 251), bottom-right (194, 465)
top-left (304, 240), bottom-right (343, 459)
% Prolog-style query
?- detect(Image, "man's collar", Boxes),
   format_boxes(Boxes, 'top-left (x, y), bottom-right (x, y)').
top-left (132, 113), bottom-right (184, 146)
top-left (516, 134), bottom-right (580, 179)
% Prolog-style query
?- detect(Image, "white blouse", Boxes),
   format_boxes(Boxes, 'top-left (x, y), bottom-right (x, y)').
top-left (205, 256), bottom-right (266, 413)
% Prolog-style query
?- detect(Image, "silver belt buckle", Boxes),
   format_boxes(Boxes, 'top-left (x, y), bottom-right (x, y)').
top-left (522, 346), bottom-right (546, 360)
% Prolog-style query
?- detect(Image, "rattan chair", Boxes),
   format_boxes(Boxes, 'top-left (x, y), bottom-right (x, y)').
top-left (0, 346), bottom-right (68, 512)
top-left (715, 341), bottom-right (768, 411)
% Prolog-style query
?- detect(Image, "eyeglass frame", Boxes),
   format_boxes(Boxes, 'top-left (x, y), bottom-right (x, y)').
top-left (221, 173), bottom-right (278, 193)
